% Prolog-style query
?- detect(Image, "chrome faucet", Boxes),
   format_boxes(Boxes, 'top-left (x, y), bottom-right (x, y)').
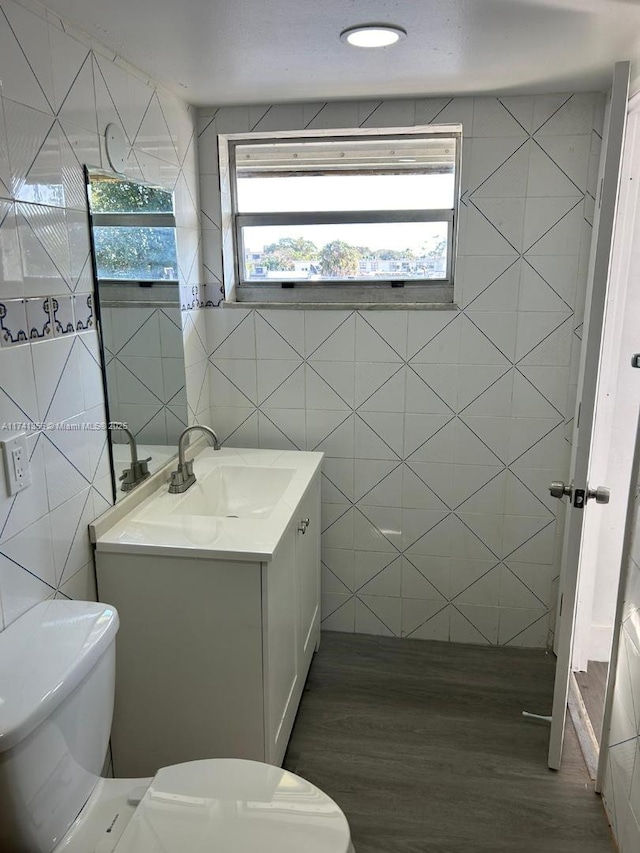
top-left (168, 425), bottom-right (221, 494)
top-left (110, 423), bottom-right (151, 492)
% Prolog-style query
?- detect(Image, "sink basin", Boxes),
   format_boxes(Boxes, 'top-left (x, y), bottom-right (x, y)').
top-left (92, 447), bottom-right (324, 561)
top-left (171, 465), bottom-right (295, 519)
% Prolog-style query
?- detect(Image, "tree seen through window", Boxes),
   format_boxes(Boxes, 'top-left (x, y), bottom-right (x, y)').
top-left (88, 175), bottom-right (178, 281)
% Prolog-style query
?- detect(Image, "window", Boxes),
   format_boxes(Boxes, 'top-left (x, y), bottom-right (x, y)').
top-left (86, 172), bottom-right (178, 282)
top-left (219, 125), bottom-right (461, 304)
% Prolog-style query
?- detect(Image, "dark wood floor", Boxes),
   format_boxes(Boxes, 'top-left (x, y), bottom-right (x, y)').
top-left (575, 661), bottom-right (609, 745)
top-left (284, 632), bottom-right (616, 853)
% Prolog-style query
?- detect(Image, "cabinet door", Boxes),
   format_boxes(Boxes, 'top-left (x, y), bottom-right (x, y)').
top-left (297, 473), bottom-right (321, 675)
top-left (263, 527), bottom-right (299, 765)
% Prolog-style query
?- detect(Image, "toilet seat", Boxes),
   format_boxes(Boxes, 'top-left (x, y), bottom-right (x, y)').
top-left (112, 758), bottom-right (352, 853)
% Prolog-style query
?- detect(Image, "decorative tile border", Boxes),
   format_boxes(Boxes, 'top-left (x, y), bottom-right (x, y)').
top-left (27, 298), bottom-right (53, 341)
top-left (50, 295), bottom-right (76, 337)
top-left (0, 296), bottom-right (94, 346)
top-left (0, 299), bottom-right (28, 346)
top-left (75, 293), bottom-right (93, 331)
top-left (180, 283), bottom-right (224, 310)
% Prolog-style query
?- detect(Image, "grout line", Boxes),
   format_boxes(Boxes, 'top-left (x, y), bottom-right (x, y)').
top-left (358, 102), bottom-right (383, 127)
top-left (532, 94), bottom-right (573, 136)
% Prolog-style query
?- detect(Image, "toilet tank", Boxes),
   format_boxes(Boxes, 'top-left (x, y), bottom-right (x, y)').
top-left (0, 600), bottom-right (119, 853)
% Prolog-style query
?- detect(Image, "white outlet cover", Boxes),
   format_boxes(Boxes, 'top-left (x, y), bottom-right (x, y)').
top-left (1, 433), bottom-right (31, 496)
top-left (105, 123), bottom-right (127, 174)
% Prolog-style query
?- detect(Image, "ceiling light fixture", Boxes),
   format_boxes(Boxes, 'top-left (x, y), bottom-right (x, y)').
top-left (340, 24), bottom-right (407, 48)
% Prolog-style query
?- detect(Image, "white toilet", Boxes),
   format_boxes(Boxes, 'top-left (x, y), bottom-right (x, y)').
top-left (0, 600), bottom-right (354, 853)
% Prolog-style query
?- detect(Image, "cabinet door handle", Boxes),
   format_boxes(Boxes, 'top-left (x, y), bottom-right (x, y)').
top-left (298, 518), bottom-right (310, 534)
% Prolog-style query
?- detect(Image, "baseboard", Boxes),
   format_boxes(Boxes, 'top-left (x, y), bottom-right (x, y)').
top-left (568, 673), bottom-right (599, 780)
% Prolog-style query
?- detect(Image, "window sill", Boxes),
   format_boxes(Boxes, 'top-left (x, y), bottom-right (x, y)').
top-left (222, 300), bottom-right (460, 311)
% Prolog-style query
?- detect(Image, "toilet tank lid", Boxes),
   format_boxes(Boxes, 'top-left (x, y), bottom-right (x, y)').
top-left (0, 600), bottom-right (119, 753)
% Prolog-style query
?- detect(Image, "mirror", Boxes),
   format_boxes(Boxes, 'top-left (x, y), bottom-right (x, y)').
top-left (86, 168), bottom-right (186, 502)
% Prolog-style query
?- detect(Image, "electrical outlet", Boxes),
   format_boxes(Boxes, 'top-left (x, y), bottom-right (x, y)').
top-left (1, 433), bottom-right (32, 496)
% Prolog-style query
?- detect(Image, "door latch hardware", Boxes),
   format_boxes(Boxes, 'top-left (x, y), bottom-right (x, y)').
top-left (632, 354), bottom-right (640, 368)
top-left (587, 485), bottom-right (610, 504)
top-left (566, 484), bottom-right (610, 509)
top-left (549, 481), bottom-right (572, 500)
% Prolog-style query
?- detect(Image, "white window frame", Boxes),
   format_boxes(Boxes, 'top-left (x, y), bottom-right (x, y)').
top-left (86, 168), bottom-right (178, 285)
top-left (218, 125), bottom-right (462, 306)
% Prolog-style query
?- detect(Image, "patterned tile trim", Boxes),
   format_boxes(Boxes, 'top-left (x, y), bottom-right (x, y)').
top-left (50, 295), bottom-right (76, 337)
top-left (75, 294), bottom-right (93, 331)
top-left (27, 298), bottom-right (53, 341)
top-left (0, 299), bottom-right (28, 346)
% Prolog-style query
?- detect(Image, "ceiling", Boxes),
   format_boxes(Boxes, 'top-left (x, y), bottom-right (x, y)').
top-left (42, 0), bottom-right (640, 106)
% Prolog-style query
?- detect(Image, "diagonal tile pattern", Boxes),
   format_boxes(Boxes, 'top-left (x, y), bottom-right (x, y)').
top-left (0, 11), bottom-right (603, 651)
top-left (0, 0), bottom-right (203, 631)
top-left (202, 299), bottom-right (569, 646)
top-left (102, 305), bottom-right (187, 445)
top-left (200, 92), bottom-right (604, 648)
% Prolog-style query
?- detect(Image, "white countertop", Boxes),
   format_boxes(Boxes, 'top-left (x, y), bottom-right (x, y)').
top-left (93, 447), bottom-right (323, 562)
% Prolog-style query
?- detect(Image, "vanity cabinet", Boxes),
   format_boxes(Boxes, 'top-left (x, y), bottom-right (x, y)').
top-left (95, 469), bottom-right (321, 777)
top-left (264, 480), bottom-right (321, 761)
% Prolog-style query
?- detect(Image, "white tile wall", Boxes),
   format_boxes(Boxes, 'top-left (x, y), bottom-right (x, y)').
top-left (602, 475), bottom-right (640, 851)
top-left (103, 304), bottom-right (187, 446)
top-left (0, 0), bottom-right (202, 630)
top-left (197, 93), bottom-right (605, 647)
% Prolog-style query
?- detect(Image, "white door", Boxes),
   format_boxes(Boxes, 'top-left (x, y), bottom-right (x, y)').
top-left (596, 97), bottom-right (640, 789)
top-left (571, 91), bottom-right (640, 674)
top-left (547, 61), bottom-right (630, 770)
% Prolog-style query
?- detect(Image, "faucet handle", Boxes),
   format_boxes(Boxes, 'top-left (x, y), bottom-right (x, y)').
top-left (135, 457), bottom-right (152, 477)
top-left (170, 458), bottom-right (194, 481)
top-left (168, 457), bottom-right (196, 493)
top-left (138, 456), bottom-right (151, 469)
top-left (119, 457), bottom-right (153, 491)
